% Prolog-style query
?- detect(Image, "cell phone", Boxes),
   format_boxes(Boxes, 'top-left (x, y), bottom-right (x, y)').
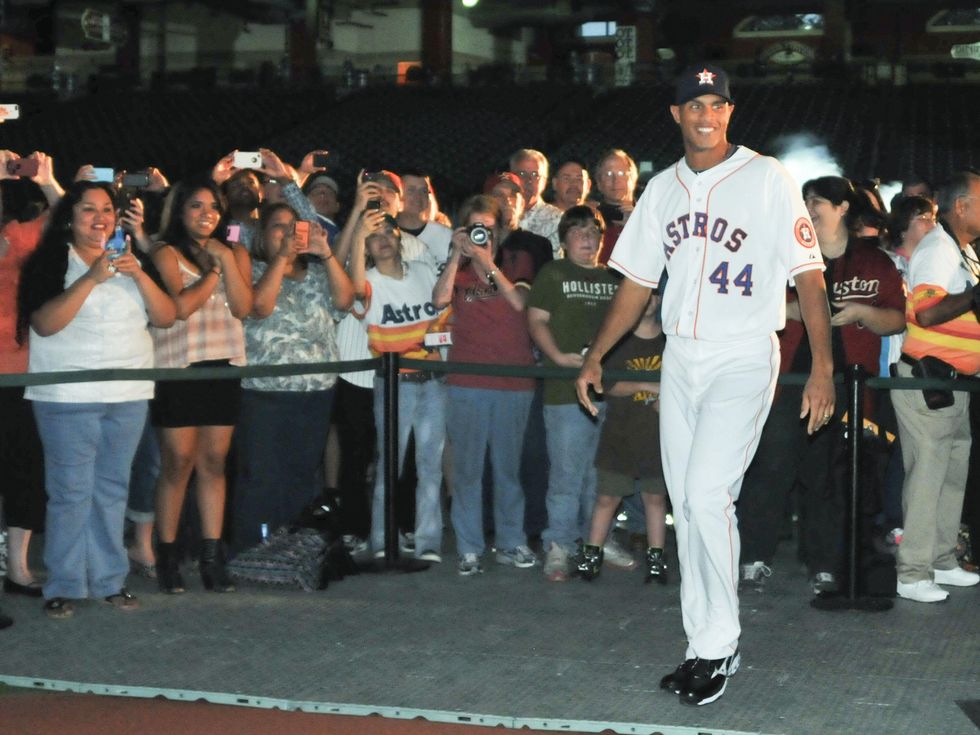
top-left (91, 167), bottom-right (114, 183)
top-left (225, 224), bottom-right (242, 242)
top-left (294, 221), bottom-right (310, 249)
top-left (312, 152), bottom-right (329, 168)
top-left (6, 158), bottom-right (39, 178)
top-left (233, 151), bottom-right (262, 169)
top-left (366, 199), bottom-right (381, 210)
top-left (0, 104), bottom-right (20, 120)
top-left (105, 226), bottom-right (128, 261)
top-left (122, 171), bottom-right (151, 188)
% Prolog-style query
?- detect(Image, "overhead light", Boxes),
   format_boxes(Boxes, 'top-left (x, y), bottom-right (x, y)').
top-left (462, 0), bottom-right (479, 7)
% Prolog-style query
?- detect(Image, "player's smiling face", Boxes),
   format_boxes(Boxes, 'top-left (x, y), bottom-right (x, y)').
top-left (670, 94), bottom-right (733, 154)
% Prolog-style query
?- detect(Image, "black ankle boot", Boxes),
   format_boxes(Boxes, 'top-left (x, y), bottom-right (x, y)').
top-left (157, 542), bottom-right (185, 594)
top-left (199, 539), bottom-right (235, 593)
top-left (645, 547), bottom-right (668, 585)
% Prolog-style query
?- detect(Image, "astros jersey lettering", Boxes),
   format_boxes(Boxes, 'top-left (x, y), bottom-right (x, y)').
top-left (609, 146), bottom-right (824, 340)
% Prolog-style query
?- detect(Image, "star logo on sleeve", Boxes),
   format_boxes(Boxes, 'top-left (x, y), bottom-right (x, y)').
top-left (696, 68), bottom-right (717, 86)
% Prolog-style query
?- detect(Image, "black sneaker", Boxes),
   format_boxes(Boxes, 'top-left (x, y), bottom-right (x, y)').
top-left (679, 650), bottom-right (740, 706)
top-left (659, 658), bottom-right (696, 694)
top-left (575, 544), bottom-right (603, 580)
top-left (645, 547), bottom-right (668, 585)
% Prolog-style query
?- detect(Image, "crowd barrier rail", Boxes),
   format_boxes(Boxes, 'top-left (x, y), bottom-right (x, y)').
top-left (3, 357), bottom-right (977, 602)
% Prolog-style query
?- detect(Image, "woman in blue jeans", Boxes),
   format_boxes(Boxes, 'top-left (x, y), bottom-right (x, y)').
top-left (349, 210), bottom-right (446, 562)
top-left (17, 181), bottom-right (175, 619)
top-left (432, 195), bottom-right (538, 576)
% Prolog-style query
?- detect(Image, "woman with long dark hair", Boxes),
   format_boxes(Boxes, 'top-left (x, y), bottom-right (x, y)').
top-left (149, 179), bottom-right (252, 594)
top-left (18, 180), bottom-right (175, 619)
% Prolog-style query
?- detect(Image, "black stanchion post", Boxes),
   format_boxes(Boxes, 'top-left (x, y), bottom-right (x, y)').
top-left (361, 352), bottom-right (429, 574)
top-left (811, 364), bottom-right (892, 612)
top-left (846, 363), bottom-right (862, 601)
top-left (383, 351), bottom-right (399, 564)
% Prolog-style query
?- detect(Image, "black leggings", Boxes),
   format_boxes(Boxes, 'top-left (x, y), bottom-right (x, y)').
top-left (0, 386), bottom-right (46, 531)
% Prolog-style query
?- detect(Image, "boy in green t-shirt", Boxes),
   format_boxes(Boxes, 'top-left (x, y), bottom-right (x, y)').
top-left (527, 206), bottom-right (618, 581)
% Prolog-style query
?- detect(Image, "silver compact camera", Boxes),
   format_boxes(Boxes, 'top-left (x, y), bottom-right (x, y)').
top-left (467, 223), bottom-right (491, 246)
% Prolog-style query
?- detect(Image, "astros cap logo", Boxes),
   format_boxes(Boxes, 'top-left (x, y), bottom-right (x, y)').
top-left (696, 68), bottom-right (717, 86)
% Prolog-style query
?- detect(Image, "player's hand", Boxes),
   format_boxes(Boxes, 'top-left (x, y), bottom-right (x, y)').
top-left (575, 355), bottom-right (602, 417)
top-left (800, 371), bottom-right (836, 435)
top-left (829, 301), bottom-right (868, 327)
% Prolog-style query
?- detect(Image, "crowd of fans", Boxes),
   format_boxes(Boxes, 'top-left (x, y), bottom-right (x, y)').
top-left (0, 138), bottom-right (977, 626)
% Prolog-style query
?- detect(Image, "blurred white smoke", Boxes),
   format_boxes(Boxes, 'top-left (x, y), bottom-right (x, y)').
top-left (772, 133), bottom-right (903, 212)
top-left (878, 181), bottom-right (902, 211)
top-left (772, 133), bottom-right (842, 191)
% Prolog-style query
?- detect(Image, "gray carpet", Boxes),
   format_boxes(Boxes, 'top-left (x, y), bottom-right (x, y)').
top-left (1, 538), bottom-right (976, 735)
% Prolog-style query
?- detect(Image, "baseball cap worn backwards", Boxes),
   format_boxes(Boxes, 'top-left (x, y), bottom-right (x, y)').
top-left (675, 63), bottom-right (733, 106)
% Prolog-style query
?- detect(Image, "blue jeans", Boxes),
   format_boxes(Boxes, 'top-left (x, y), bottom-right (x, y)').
top-left (33, 400), bottom-right (148, 599)
top-left (126, 417), bottom-right (160, 523)
top-left (542, 402), bottom-right (606, 551)
top-left (232, 389), bottom-right (334, 554)
top-left (371, 377), bottom-right (446, 555)
top-left (447, 386), bottom-right (533, 556)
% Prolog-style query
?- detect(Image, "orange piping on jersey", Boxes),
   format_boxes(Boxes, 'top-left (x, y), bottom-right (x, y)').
top-left (691, 153), bottom-right (761, 340)
top-left (673, 163), bottom-right (692, 338)
top-left (607, 258), bottom-right (659, 288)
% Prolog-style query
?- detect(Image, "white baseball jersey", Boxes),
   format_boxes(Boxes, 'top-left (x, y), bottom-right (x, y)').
top-left (609, 146), bottom-right (824, 340)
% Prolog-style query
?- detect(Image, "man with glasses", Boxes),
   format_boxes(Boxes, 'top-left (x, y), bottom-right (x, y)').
top-left (593, 149), bottom-right (639, 264)
top-left (891, 169), bottom-right (980, 602)
top-left (510, 149), bottom-right (563, 256)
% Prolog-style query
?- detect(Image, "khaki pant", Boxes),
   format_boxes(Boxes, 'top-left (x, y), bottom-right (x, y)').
top-left (891, 362), bottom-right (971, 583)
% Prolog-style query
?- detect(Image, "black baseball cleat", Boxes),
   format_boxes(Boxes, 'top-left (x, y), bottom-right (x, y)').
top-left (659, 658), bottom-right (696, 694)
top-left (679, 650), bottom-right (740, 706)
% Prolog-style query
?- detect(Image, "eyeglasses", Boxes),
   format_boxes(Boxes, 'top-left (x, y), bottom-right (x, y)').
top-left (514, 170), bottom-right (540, 180)
top-left (912, 213), bottom-right (937, 223)
top-left (601, 170), bottom-right (630, 179)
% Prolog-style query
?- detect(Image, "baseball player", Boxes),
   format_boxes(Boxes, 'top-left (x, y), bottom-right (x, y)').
top-left (576, 63), bottom-right (836, 706)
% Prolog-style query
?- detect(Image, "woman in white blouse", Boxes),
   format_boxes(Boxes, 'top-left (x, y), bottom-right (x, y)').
top-left (17, 181), bottom-right (175, 619)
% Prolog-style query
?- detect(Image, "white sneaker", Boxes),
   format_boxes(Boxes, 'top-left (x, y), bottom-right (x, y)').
top-left (399, 532), bottom-right (415, 554)
top-left (543, 542), bottom-right (570, 582)
top-left (417, 549), bottom-right (442, 563)
top-left (602, 538), bottom-right (637, 571)
top-left (897, 579), bottom-right (949, 603)
top-left (457, 553), bottom-right (483, 576)
top-left (740, 561), bottom-right (772, 592)
top-left (933, 566), bottom-right (980, 587)
top-left (495, 545), bottom-right (538, 568)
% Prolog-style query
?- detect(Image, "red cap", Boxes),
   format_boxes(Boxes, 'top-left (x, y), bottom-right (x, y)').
top-left (366, 170), bottom-right (403, 194)
top-left (483, 172), bottom-right (523, 195)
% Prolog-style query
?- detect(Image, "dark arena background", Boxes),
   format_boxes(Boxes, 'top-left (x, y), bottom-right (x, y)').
top-left (0, 1), bottom-right (978, 734)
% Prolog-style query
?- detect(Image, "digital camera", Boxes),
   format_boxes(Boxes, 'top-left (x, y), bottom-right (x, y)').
top-left (467, 223), bottom-right (491, 247)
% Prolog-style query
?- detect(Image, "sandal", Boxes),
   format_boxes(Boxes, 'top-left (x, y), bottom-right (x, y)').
top-left (128, 557), bottom-right (157, 580)
top-left (103, 589), bottom-right (140, 611)
top-left (44, 597), bottom-right (74, 620)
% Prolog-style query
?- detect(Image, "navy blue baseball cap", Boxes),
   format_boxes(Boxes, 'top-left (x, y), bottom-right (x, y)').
top-left (675, 63), bottom-right (733, 106)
